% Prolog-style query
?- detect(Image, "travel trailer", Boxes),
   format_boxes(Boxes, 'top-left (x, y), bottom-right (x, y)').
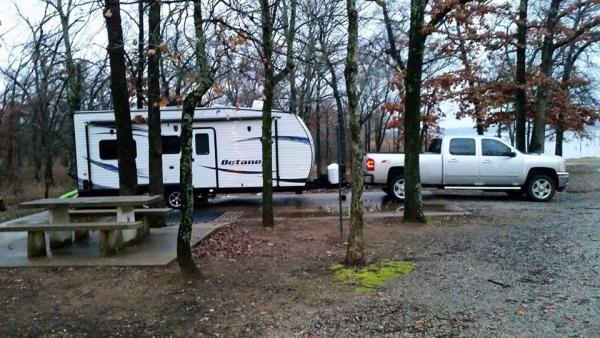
top-left (73, 106), bottom-right (315, 208)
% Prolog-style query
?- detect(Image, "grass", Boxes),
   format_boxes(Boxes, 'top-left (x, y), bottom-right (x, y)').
top-left (331, 261), bottom-right (415, 293)
top-left (567, 157), bottom-right (600, 165)
top-left (0, 162), bottom-right (74, 223)
top-left (0, 163), bottom-right (73, 207)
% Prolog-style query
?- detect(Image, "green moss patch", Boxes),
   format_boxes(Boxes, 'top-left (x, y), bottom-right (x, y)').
top-left (331, 261), bottom-right (415, 293)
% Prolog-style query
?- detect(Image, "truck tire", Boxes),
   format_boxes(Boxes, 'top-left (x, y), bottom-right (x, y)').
top-left (526, 174), bottom-right (556, 202)
top-left (388, 175), bottom-right (406, 202)
top-left (165, 189), bottom-right (183, 209)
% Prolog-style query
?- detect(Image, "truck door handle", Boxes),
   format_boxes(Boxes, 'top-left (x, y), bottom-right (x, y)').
top-left (448, 159), bottom-right (458, 163)
top-left (482, 160), bottom-right (492, 164)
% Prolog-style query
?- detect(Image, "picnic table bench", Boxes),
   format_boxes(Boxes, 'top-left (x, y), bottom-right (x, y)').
top-left (5, 195), bottom-right (164, 258)
top-left (69, 207), bottom-right (172, 229)
top-left (0, 221), bottom-right (144, 256)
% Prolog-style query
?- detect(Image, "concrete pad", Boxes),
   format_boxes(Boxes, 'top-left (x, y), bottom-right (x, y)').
top-left (0, 223), bottom-right (227, 268)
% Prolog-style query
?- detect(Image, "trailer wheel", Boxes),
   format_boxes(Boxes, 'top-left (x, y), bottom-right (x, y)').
top-left (388, 175), bottom-right (406, 202)
top-left (166, 189), bottom-right (183, 209)
top-left (526, 174), bottom-right (555, 202)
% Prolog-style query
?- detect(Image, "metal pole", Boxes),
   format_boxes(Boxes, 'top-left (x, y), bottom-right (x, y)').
top-left (336, 125), bottom-right (343, 239)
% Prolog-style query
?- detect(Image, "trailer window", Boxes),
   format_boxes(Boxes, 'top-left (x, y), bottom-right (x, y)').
top-left (195, 134), bottom-right (210, 155)
top-left (162, 136), bottom-right (181, 154)
top-left (99, 139), bottom-right (137, 160)
top-left (449, 138), bottom-right (475, 156)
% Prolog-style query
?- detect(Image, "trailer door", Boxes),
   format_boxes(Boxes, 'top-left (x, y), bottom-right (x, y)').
top-left (192, 129), bottom-right (217, 188)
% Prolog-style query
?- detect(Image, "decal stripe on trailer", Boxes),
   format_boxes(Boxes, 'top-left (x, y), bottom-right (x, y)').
top-left (236, 136), bottom-right (311, 145)
top-left (87, 158), bottom-right (149, 178)
top-left (201, 166), bottom-right (274, 175)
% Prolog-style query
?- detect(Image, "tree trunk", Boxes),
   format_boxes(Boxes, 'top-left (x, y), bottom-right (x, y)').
top-left (57, 0), bottom-right (81, 175)
top-left (104, 0), bottom-right (138, 195)
top-left (261, 77), bottom-right (275, 227)
top-left (476, 119), bottom-right (484, 135)
top-left (260, 0), bottom-right (275, 228)
top-left (177, 0), bottom-right (213, 275)
top-left (136, 0), bottom-right (145, 109)
top-left (148, 0), bottom-right (164, 202)
top-left (555, 36), bottom-right (587, 156)
top-left (327, 62), bottom-right (347, 170)
top-left (555, 130), bottom-right (564, 156)
top-left (529, 0), bottom-right (561, 153)
top-left (315, 79), bottom-right (322, 176)
top-left (284, 0), bottom-right (297, 115)
top-left (514, 0), bottom-right (528, 152)
top-left (455, 21), bottom-right (485, 136)
top-left (259, 0), bottom-right (295, 228)
top-left (344, 0), bottom-right (364, 266)
top-left (403, 0), bottom-right (427, 223)
top-left (325, 112), bottom-right (330, 163)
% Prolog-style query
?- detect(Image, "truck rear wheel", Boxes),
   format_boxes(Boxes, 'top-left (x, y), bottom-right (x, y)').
top-left (526, 174), bottom-right (556, 202)
top-left (388, 175), bottom-right (406, 202)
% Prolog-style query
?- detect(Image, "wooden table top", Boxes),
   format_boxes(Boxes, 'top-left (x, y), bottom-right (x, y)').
top-left (19, 195), bottom-right (163, 209)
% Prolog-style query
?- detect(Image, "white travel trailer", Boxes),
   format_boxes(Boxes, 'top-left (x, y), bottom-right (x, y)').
top-left (74, 106), bottom-right (315, 208)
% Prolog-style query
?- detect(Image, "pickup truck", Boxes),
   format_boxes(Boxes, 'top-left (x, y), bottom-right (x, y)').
top-left (362, 135), bottom-right (569, 202)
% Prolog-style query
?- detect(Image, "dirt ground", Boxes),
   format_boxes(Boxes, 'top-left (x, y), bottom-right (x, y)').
top-left (1, 160), bottom-right (600, 337)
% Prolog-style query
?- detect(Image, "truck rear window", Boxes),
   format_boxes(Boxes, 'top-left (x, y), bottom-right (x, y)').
top-left (449, 138), bottom-right (475, 156)
top-left (427, 139), bottom-right (442, 154)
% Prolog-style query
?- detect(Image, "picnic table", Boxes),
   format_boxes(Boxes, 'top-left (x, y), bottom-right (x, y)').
top-left (12, 195), bottom-right (163, 257)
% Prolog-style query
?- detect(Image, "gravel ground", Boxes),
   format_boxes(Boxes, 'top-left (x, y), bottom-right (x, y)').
top-left (1, 162), bottom-right (598, 337)
top-left (298, 162), bottom-right (600, 337)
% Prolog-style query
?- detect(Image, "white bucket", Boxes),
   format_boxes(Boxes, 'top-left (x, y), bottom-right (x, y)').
top-left (327, 163), bottom-right (339, 185)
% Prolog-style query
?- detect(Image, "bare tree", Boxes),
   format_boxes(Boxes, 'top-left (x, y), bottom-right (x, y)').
top-left (344, 0), bottom-right (364, 266)
top-left (177, 0), bottom-right (214, 274)
top-left (103, 0), bottom-right (138, 195)
top-left (148, 0), bottom-right (164, 203)
top-left (259, 0), bottom-right (295, 227)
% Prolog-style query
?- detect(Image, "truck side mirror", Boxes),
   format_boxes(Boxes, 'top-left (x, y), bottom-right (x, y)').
top-left (509, 151), bottom-right (517, 157)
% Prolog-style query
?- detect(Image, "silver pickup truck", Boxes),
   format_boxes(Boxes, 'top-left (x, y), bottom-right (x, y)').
top-left (363, 135), bottom-right (569, 202)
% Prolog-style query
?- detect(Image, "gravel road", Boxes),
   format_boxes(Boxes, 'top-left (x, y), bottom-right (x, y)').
top-left (299, 162), bottom-right (600, 337)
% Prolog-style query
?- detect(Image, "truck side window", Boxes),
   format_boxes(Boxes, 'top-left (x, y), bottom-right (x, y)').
top-left (427, 138), bottom-right (442, 154)
top-left (449, 138), bottom-right (475, 156)
top-left (162, 136), bottom-right (181, 154)
top-left (99, 139), bottom-right (137, 160)
top-left (482, 139), bottom-right (512, 156)
top-left (195, 134), bottom-right (210, 155)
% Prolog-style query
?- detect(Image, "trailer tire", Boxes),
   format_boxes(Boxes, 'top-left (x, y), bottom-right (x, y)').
top-left (165, 189), bottom-right (183, 209)
top-left (388, 175), bottom-right (406, 202)
top-left (526, 174), bottom-right (556, 202)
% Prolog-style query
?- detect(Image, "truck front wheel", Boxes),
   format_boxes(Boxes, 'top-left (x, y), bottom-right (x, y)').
top-left (388, 175), bottom-right (406, 202)
top-left (526, 174), bottom-right (556, 202)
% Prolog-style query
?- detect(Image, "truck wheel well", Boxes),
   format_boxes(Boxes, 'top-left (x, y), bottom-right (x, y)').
top-left (387, 167), bottom-right (404, 185)
top-left (526, 168), bottom-right (558, 186)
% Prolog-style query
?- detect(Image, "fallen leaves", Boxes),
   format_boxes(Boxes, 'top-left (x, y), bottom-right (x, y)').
top-left (193, 223), bottom-right (256, 259)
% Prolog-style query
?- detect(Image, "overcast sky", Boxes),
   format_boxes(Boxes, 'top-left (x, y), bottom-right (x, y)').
top-left (0, 0), bottom-right (508, 131)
